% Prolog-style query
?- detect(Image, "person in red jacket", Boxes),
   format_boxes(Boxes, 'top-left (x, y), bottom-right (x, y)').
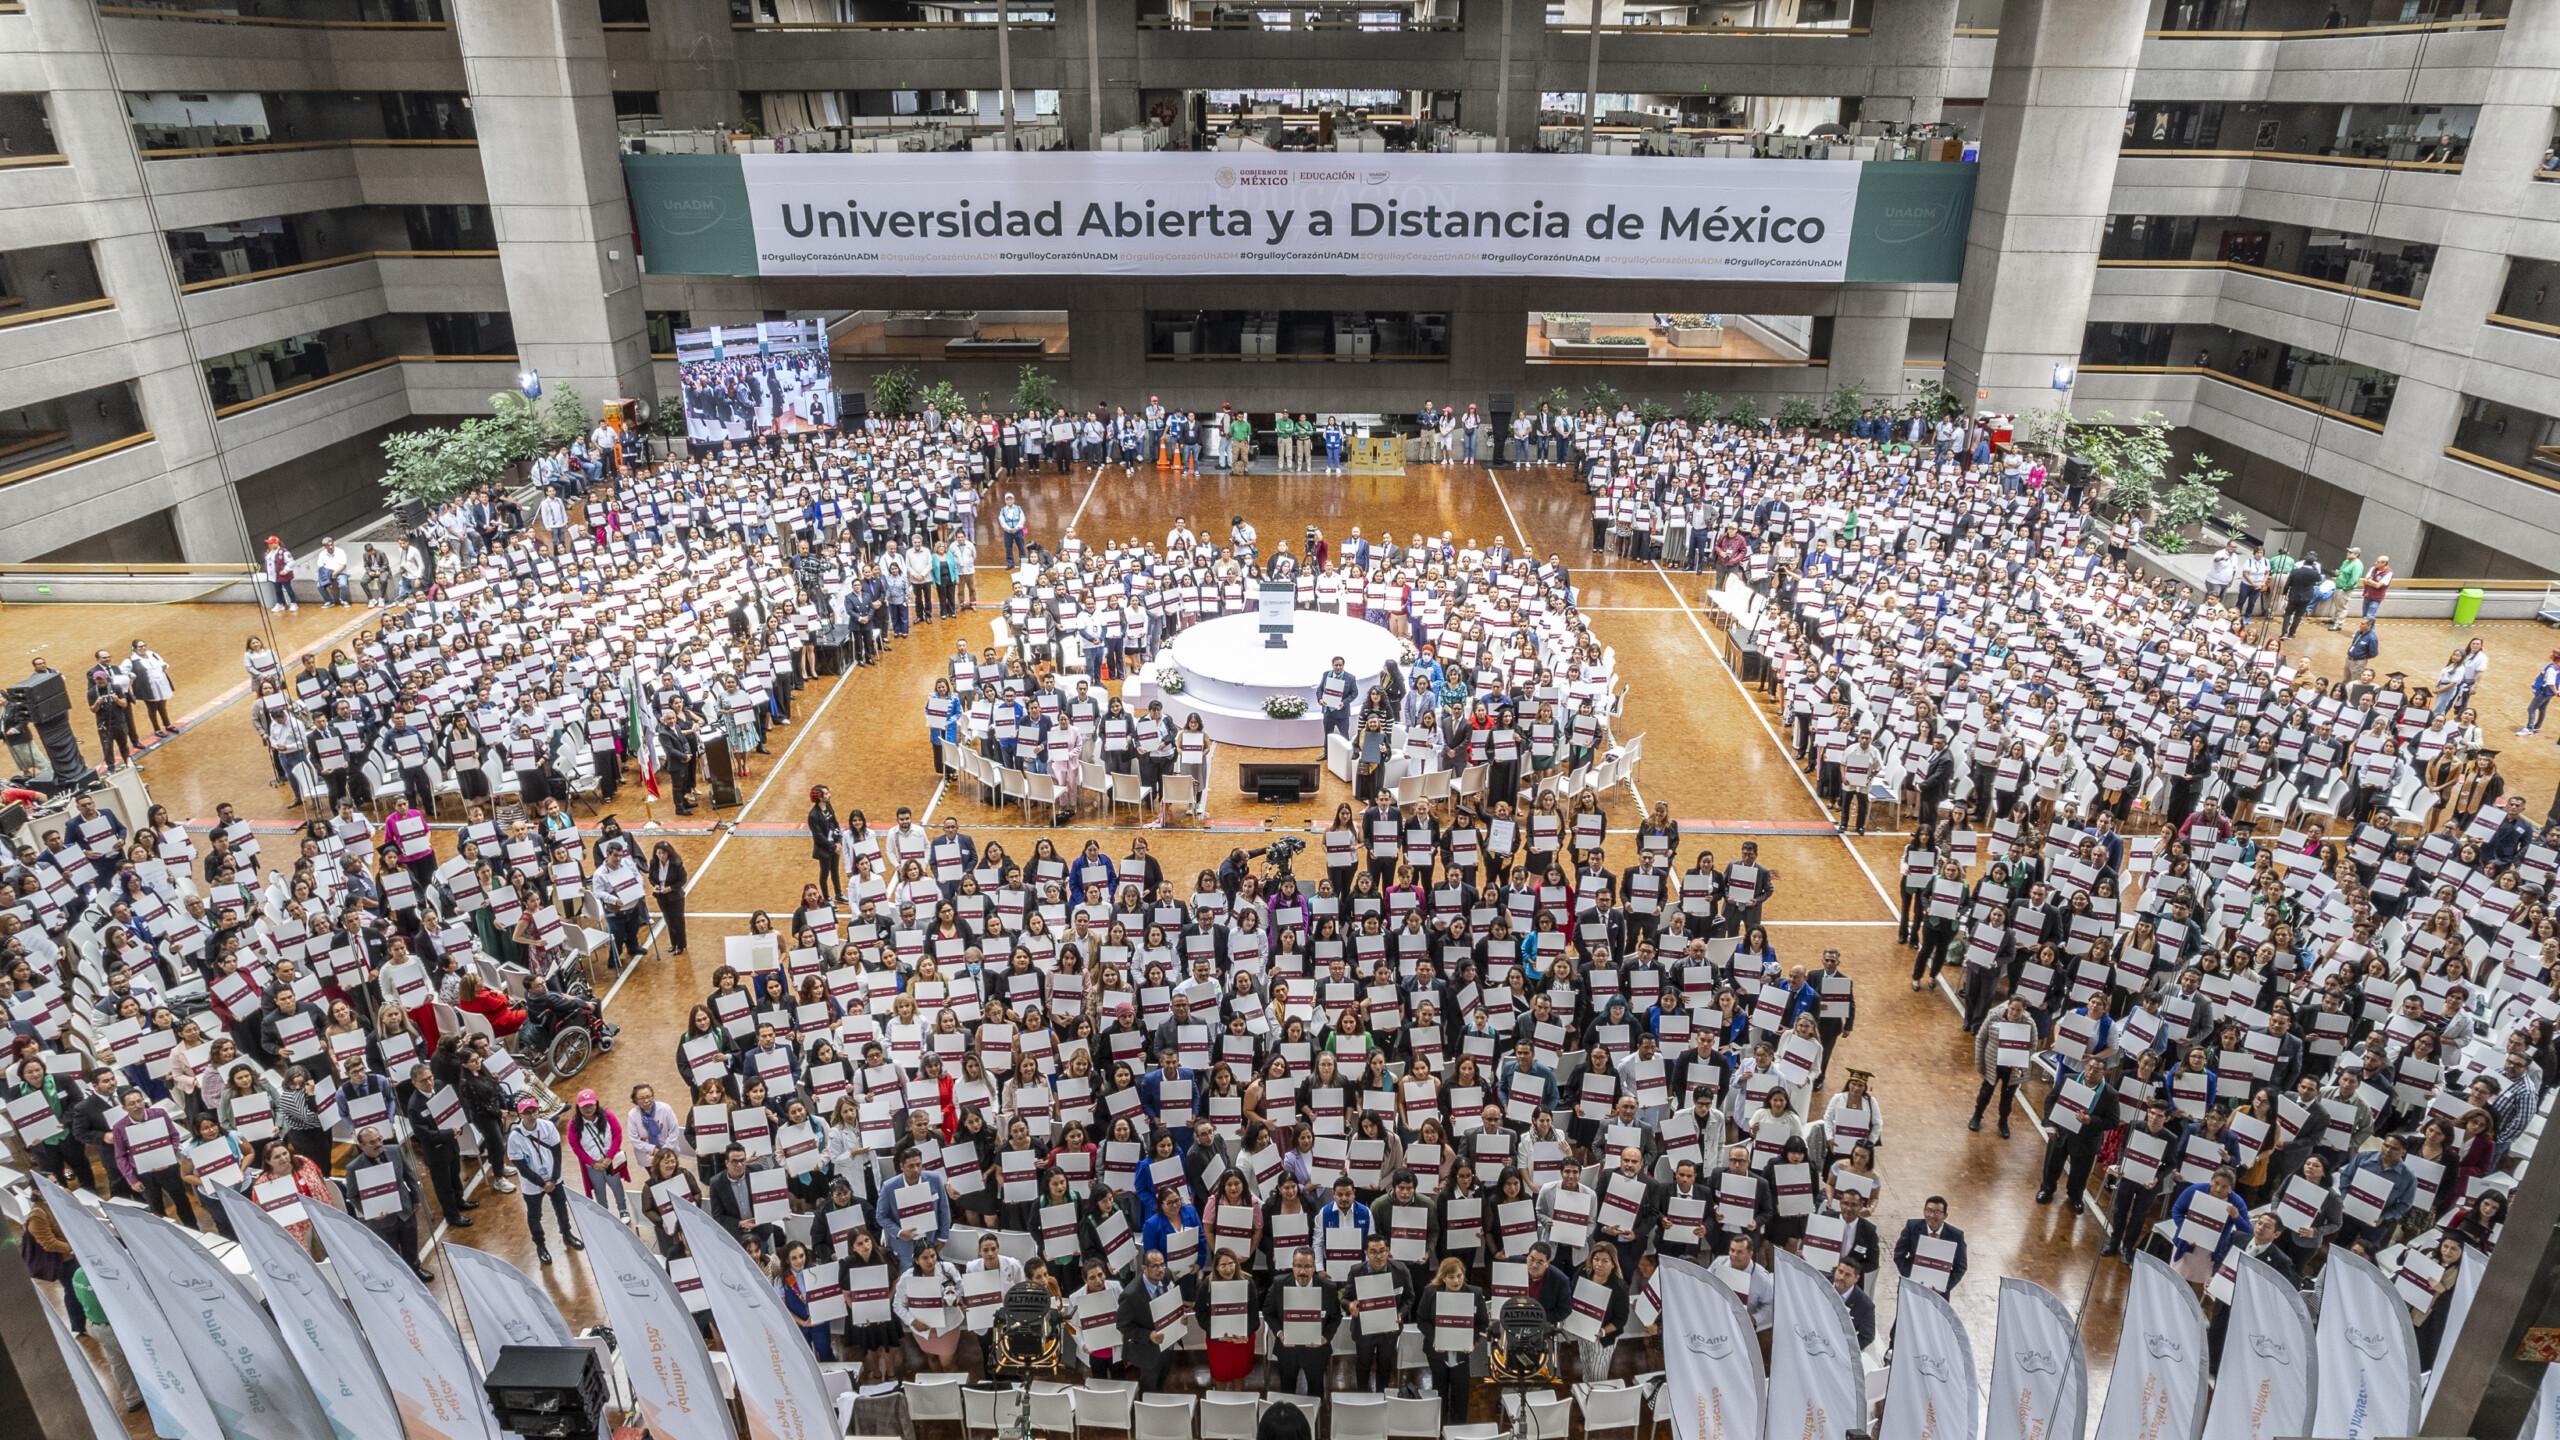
top-left (453, 973), bottom-right (525, 1037)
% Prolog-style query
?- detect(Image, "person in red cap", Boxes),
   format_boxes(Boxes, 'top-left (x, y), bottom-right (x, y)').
top-left (260, 534), bottom-right (299, 613)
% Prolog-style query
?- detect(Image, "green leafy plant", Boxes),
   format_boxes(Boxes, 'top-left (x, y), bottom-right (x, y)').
top-left (2076, 408), bottom-right (2173, 515)
top-left (1635, 397), bottom-right (1671, 426)
top-left (650, 393), bottom-right (689, 439)
top-left (1822, 381), bottom-right (1867, 433)
top-left (1011, 366), bottom-right (1058, 415)
top-left (1721, 393), bottom-right (1765, 429)
top-left (1584, 334), bottom-right (1650, 347)
top-left (871, 364), bottom-right (922, 415)
top-left (1775, 395), bottom-right (1820, 431)
top-left (2151, 460), bottom-right (2232, 553)
top-left (1580, 381), bottom-right (1623, 412)
top-left (379, 418), bottom-right (510, 508)
top-left (917, 378), bottom-right (969, 419)
top-left (1910, 377), bottom-right (1963, 422)
top-left (1681, 390), bottom-right (1722, 427)
top-left (1540, 386), bottom-right (1575, 412)
top-left (482, 385), bottom-right (588, 467)
top-left (2017, 400), bottom-right (2075, 454)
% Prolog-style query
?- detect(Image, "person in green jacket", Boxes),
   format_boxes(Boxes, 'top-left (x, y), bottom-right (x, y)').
top-left (73, 1265), bottom-right (142, 1410)
top-left (1228, 412), bottom-right (1254, 471)
top-left (2326, 548), bottom-right (2365, 630)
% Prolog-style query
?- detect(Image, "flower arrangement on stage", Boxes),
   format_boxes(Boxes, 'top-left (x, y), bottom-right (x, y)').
top-left (1264, 695), bottom-right (1308, 719)
top-left (1158, 669), bottom-right (1188, 695)
top-left (1398, 641), bottom-right (1419, 664)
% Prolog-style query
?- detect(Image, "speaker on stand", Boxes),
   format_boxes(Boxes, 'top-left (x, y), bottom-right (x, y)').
top-left (6, 670), bottom-right (86, 792)
top-left (482, 1345), bottom-right (608, 1440)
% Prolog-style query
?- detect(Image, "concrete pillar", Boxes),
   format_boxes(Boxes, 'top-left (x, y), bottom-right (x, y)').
top-left (1827, 308), bottom-right (1913, 406)
top-left (1058, 0), bottom-right (1141, 148)
top-left (452, 0), bottom-right (655, 414)
top-left (1943, 0), bottom-right (2147, 419)
top-left (1863, 0), bottom-right (1960, 126)
top-left (644, 0), bottom-right (744, 132)
top-left (2346, 498), bottom-right (2423, 573)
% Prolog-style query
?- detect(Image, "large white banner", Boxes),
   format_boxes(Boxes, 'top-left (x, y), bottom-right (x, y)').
top-left (213, 1190), bottom-right (405, 1440)
top-left (2313, 1250), bottom-right (2420, 1440)
top-left (447, 1243), bottom-right (577, 1362)
top-left (1987, 1278), bottom-right (2086, 1440)
top-left (2095, 1253), bottom-right (2207, 1440)
top-left (2527, 1356), bottom-right (2560, 1440)
top-left (306, 1206), bottom-right (504, 1440)
top-left (42, 1283), bottom-right (141, 1440)
top-left (36, 1177), bottom-right (226, 1440)
top-left (676, 1199), bottom-right (836, 1440)
top-left (2201, 1253), bottom-right (2315, 1440)
top-left (567, 1194), bottom-right (736, 1440)
top-left (1659, 1254), bottom-right (1767, 1440)
top-left (2421, 1241), bottom-right (2481, 1415)
top-left (738, 152), bottom-right (1859, 280)
top-left (1767, 1250), bottom-right (1865, 1440)
top-left (1881, 1283), bottom-right (1979, 1440)
top-left (113, 1207), bottom-right (340, 1440)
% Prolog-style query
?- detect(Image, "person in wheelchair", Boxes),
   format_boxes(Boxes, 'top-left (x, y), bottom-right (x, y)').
top-left (518, 972), bottom-right (618, 1055)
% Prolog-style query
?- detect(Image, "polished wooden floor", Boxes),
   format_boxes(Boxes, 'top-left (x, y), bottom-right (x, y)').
top-left (43, 459), bottom-right (2560, 1419)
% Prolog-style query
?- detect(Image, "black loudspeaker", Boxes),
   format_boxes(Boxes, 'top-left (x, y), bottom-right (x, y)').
top-left (8, 671), bottom-right (84, 786)
top-left (483, 1344), bottom-right (606, 1440)
top-left (396, 499), bottom-right (430, 531)
top-left (10, 671), bottom-right (69, 726)
top-left (1239, 761), bottom-right (1319, 803)
top-left (703, 733), bottom-right (742, 807)
top-left (814, 625), bottom-right (851, 675)
top-left (2064, 456), bottom-right (2095, 489)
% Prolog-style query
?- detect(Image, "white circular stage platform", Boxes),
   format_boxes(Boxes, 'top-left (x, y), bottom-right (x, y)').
top-left (1130, 610), bottom-right (1401, 748)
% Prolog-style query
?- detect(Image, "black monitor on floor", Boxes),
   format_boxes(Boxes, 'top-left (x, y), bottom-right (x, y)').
top-left (1237, 761), bottom-right (1320, 803)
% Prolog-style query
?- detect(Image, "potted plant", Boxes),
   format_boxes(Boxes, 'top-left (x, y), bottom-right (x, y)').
top-left (2150, 461), bottom-right (2232, 554)
top-left (1665, 313), bottom-right (1725, 349)
top-left (871, 364), bottom-right (922, 415)
top-left (1542, 313), bottom-right (1592, 343)
top-left (1158, 670), bottom-right (1188, 695)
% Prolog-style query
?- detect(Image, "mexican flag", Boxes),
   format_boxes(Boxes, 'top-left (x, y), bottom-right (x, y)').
top-left (625, 672), bottom-right (660, 801)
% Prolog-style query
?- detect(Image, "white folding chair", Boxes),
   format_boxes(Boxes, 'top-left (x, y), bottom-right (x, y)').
top-left (1024, 772), bottom-right (1059, 821)
top-left (909, 1374), bottom-right (968, 1426)
top-left (1109, 770), bottom-right (1148, 820)
top-left (1030, 1383), bottom-right (1079, 1437)
top-left (1265, 1393), bottom-right (1320, 1430)
top-left (1161, 771), bottom-right (1201, 819)
top-left (1132, 1396), bottom-right (1196, 1440)
top-left (1335, 1393), bottom-right (1393, 1440)
top-left (1499, 1392), bottom-right (1572, 1436)
top-left (1198, 1394), bottom-right (1262, 1440)
top-left (1072, 1384), bottom-right (1135, 1438)
top-left (1383, 1395), bottom-right (1443, 1440)
top-left (964, 1386), bottom-right (1026, 1437)
top-left (1575, 1383), bottom-right (1644, 1440)
top-left (1391, 774), bottom-right (1428, 807)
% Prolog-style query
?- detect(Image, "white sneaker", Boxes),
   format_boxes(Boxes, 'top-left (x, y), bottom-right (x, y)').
top-left (492, 1177), bottom-right (517, 1194)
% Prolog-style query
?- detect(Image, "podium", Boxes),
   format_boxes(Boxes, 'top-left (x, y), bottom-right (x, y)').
top-left (703, 733), bottom-right (742, 808)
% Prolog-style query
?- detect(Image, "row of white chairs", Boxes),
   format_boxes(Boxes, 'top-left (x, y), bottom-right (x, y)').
top-left (946, 743), bottom-right (1205, 821)
top-left (904, 1374), bottom-right (1653, 1440)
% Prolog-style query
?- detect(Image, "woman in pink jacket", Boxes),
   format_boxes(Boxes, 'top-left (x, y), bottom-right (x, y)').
top-left (564, 1088), bottom-right (629, 1220)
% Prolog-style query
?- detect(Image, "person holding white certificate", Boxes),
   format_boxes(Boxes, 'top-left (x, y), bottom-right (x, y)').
top-left (1260, 1246), bottom-right (1342, 1396)
top-left (1423, 1256), bottom-right (1486, 1420)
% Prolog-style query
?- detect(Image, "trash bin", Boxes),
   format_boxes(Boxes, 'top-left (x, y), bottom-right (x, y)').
top-left (2453, 587), bottom-right (2485, 625)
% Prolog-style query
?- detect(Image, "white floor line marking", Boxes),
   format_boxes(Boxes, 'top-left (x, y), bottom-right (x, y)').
top-left (1649, 561), bottom-right (1900, 920)
top-left (918, 776), bottom-right (951, 825)
top-left (1064, 463), bottom-right (1111, 537)
top-left (1481, 464), bottom-right (1534, 552)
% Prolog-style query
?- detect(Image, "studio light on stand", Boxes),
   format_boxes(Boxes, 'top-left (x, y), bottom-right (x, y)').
top-left (1489, 1297), bottom-right (1559, 1440)
top-left (986, 1281), bottom-right (1064, 1440)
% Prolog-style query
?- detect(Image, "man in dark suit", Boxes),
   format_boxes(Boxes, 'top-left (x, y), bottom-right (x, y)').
top-left (1707, 1145), bottom-right (1775, 1252)
top-left (1831, 1188), bottom-right (1883, 1288)
top-left (1594, 1144), bottom-right (1663, 1273)
top-left (342, 1124), bottom-right (431, 1282)
top-left (1346, 1234), bottom-right (1415, 1391)
top-left (1913, 736), bottom-right (1955, 832)
top-left (1832, 1260), bottom-right (1877, 1349)
top-left (1116, 1249), bottom-right (1191, 1393)
top-left (2206, 1212), bottom-right (2302, 1364)
top-left (1656, 1158), bottom-right (1714, 1260)
top-left (1890, 1195), bottom-right (1970, 1292)
top-left (1259, 1246), bottom-right (1341, 1396)
top-left (704, 1144), bottom-right (754, 1242)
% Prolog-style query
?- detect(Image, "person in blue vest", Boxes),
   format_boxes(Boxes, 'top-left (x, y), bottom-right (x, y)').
top-left (1322, 416), bottom-right (1346, 475)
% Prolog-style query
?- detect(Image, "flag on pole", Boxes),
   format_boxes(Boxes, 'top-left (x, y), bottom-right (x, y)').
top-left (1881, 1283), bottom-right (1978, 1440)
top-left (305, 1206), bottom-right (504, 1440)
top-left (1658, 1254), bottom-right (1767, 1440)
top-left (35, 1176), bottom-right (226, 1440)
top-left (566, 1193), bottom-right (736, 1440)
top-left (42, 1289), bottom-right (134, 1440)
top-left (627, 670), bottom-right (660, 801)
top-left (114, 1205), bottom-right (340, 1440)
top-left (214, 1190), bottom-right (406, 1440)
top-left (446, 1244), bottom-right (576, 1363)
top-left (2201, 1251), bottom-right (2315, 1440)
top-left (1987, 1277), bottom-right (2086, 1440)
top-left (2313, 1250), bottom-right (2420, 1440)
top-left (676, 1198), bottom-right (836, 1440)
top-left (2095, 1252), bottom-right (2207, 1440)
top-left (1766, 1250), bottom-right (1865, 1440)
top-left (2527, 1356), bottom-right (2560, 1440)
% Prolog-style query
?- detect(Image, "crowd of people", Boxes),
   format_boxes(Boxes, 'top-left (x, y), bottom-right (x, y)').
top-left (7, 398), bottom-right (2542, 1419)
top-left (1585, 410), bottom-right (2548, 1368)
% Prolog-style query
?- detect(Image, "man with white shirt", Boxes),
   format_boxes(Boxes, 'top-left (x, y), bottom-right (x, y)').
top-left (1706, 1232), bottom-right (1773, 1331)
top-left (312, 536), bottom-right (353, 607)
top-left (881, 805), bottom-right (931, 880)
